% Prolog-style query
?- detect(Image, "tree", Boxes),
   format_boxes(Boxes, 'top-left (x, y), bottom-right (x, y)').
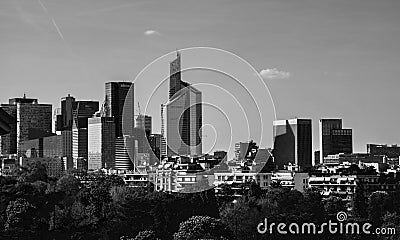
top-left (134, 230), bottom-right (160, 240)
top-left (56, 175), bottom-right (80, 196)
top-left (379, 212), bottom-right (400, 240)
top-left (353, 186), bottom-right (367, 218)
top-left (18, 161), bottom-right (48, 183)
top-left (4, 198), bottom-right (36, 236)
top-left (173, 216), bottom-right (233, 240)
top-left (367, 191), bottom-right (391, 225)
top-left (324, 195), bottom-right (347, 217)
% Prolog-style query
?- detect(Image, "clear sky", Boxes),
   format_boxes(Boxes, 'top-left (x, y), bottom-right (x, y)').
top-left (1, 0), bottom-right (400, 158)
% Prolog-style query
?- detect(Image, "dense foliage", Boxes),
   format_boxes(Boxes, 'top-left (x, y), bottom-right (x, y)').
top-left (1, 163), bottom-right (400, 239)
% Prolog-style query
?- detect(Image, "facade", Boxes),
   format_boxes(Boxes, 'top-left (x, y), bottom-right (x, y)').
top-left (55, 95), bottom-right (99, 170)
top-left (367, 144), bottom-right (400, 158)
top-left (234, 141), bottom-right (258, 161)
top-left (72, 120), bottom-right (88, 169)
top-left (148, 133), bottom-right (162, 164)
top-left (88, 117), bottom-right (115, 170)
top-left (115, 136), bottom-right (134, 171)
top-left (163, 52), bottom-right (202, 157)
top-left (0, 107), bottom-right (13, 136)
top-left (20, 157), bottom-right (64, 178)
top-left (0, 105), bottom-right (17, 154)
top-left (136, 114), bottom-right (152, 136)
top-left (19, 134), bottom-right (65, 159)
top-left (273, 118), bottom-right (312, 170)
top-left (1, 96), bottom-right (53, 155)
top-left (319, 119), bottom-right (352, 162)
top-left (105, 82), bottom-right (134, 137)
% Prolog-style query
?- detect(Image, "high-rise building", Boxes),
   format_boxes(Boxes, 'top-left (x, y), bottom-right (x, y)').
top-left (162, 52), bottom-right (202, 157)
top-left (273, 119), bottom-right (312, 170)
top-left (136, 114), bottom-right (152, 136)
top-left (3, 96), bottom-right (53, 155)
top-left (88, 116), bottom-right (115, 170)
top-left (105, 82), bottom-right (134, 137)
top-left (115, 136), bottom-right (134, 171)
top-left (56, 94), bottom-right (99, 131)
top-left (56, 95), bottom-right (99, 170)
top-left (148, 133), bottom-right (162, 165)
top-left (0, 105), bottom-right (17, 154)
top-left (319, 119), bottom-right (352, 162)
top-left (0, 108), bottom-right (13, 136)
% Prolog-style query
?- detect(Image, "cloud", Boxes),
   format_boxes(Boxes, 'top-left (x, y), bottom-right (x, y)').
top-left (258, 68), bottom-right (291, 80)
top-left (144, 30), bottom-right (161, 36)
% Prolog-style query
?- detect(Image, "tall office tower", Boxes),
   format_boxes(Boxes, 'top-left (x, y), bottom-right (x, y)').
top-left (114, 136), bottom-right (134, 171)
top-left (88, 116), bottom-right (115, 170)
top-left (136, 114), bottom-right (152, 136)
top-left (160, 104), bottom-right (167, 158)
top-left (0, 108), bottom-right (13, 136)
top-left (163, 52), bottom-right (202, 157)
top-left (72, 118), bottom-right (88, 169)
top-left (0, 105), bottom-right (17, 154)
top-left (56, 95), bottom-right (99, 131)
top-left (56, 95), bottom-right (99, 170)
top-left (105, 82), bottom-right (134, 137)
top-left (148, 133), bottom-right (162, 164)
top-left (12, 96), bottom-right (53, 155)
top-left (56, 94), bottom-right (75, 131)
top-left (319, 119), bottom-right (352, 162)
top-left (273, 119), bottom-right (312, 170)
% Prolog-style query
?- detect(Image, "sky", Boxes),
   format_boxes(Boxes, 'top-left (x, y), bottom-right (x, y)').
top-left (1, 0), bottom-right (400, 158)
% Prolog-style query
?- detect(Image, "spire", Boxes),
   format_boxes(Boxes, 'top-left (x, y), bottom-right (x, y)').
top-left (23, 93), bottom-right (26, 99)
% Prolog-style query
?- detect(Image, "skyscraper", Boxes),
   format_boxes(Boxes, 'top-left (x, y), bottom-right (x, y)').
top-left (115, 136), bottom-right (134, 170)
top-left (319, 119), bottom-right (352, 162)
top-left (136, 114), bottom-right (152, 136)
top-left (273, 118), bottom-right (312, 170)
top-left (88, 116), bottom-right (115, 170)
top-left (105, 82), bottom-right (134, 137)
top-left (1, 96), bottom-right (52, 155)
top-left (56, 95), bottom-right (99, 170)
top-left (162, 52), bottom-right (202, 157)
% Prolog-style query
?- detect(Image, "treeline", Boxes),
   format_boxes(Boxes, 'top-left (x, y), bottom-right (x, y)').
top-left (1, 161), bottom-right (400, 240)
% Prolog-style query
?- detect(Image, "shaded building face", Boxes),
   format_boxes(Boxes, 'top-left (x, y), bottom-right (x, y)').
top-left (319, 119), bottom-right (352, 161)
top-left (273, 119), bottom-right (312, 170)
top-left (163, 52), bottom-right (202, 157)
top-left (105, 82), bottom-right (134, 138)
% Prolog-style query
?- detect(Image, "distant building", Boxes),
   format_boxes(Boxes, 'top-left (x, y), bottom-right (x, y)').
top-left (55, 95), bottom-right (99, 171)
top-left (234, 141), bottom-right (258, 162)
top-left (0, 107), bottom-right (13, 136)
top-left (136, 115), bottom-right (152, 136)
top-left (314, 150), bottom-right (321, 166)
top-left (115, 136), bottom-right (134, 171)
top-left (20, 157), bottom-right (64, 178)
top-left (0, 96), bottom-right (52, 155)
top-left (319, 119), bottom-right (352, 162)
top-left (162, 52), bottom-right (202, 157)
top-left (148, 133), bottom-right (162, 165)
top-left (105, 82), bottom-right (134, 137)
top-left (88, 117), bottom-right (115, 170)
top-left (367, 144), bottom-right (400, 158)
top-left (273, 119), bottom-right (312, 170)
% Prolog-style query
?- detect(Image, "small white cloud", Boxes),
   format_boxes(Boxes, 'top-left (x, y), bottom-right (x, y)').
top-left (144, 30), bottom-right (161, 36)
top-left (258, 68), bottom-right (291, 80)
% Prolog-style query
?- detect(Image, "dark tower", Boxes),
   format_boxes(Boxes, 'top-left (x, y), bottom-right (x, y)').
top-left (169, 51), bottom-right (181, 99)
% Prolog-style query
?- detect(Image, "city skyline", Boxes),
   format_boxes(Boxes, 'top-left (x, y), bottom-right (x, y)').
top-left (1, 0), bottom-right (400, 156)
